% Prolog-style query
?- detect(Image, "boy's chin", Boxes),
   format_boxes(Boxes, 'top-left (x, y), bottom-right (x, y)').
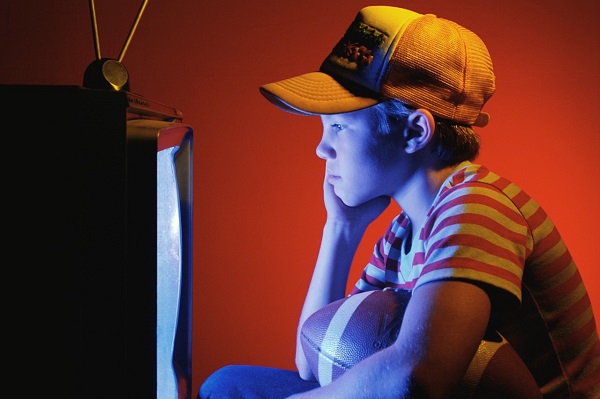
top-left (338, 194), bottom-right (367, 208)
top-left (334, 187), bottom-right (373, 208)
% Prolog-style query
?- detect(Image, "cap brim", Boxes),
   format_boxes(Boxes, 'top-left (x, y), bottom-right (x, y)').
top-left (259, 71), bottom-right (379, 116)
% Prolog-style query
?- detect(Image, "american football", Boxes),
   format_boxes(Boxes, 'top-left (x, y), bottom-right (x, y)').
top-left (300, 289), bottom-right (542, 398)
top-left (300, 289), bottom-right (411, 386)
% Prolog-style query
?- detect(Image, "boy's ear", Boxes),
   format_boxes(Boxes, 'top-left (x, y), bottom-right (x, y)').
top-left (404, 108), bottom-right (435, 154)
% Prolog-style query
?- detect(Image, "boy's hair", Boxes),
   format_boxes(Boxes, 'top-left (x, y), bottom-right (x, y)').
top-left (372, 100), bottom-right (480, 166)
top-left (432, 119), bottom-right (480, 164)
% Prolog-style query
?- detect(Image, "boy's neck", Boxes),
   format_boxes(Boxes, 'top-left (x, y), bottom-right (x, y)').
top-left (395, 163), bottom-right (461, 231)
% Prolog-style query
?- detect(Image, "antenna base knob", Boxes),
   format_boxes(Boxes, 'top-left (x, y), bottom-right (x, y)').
top-left (83, 58), bottom-right (130, 91)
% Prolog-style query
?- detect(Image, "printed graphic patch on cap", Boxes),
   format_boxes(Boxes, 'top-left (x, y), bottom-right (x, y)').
top-left (320, 6), bottom-right (423, 94)
top-left (331, 21), bottom-right (389, 68)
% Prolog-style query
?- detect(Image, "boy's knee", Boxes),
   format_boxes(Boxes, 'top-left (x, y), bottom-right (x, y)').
top-left (198, 365), bottom-right (245, 399)
top-left (198, 365), bottom-right (318, 399)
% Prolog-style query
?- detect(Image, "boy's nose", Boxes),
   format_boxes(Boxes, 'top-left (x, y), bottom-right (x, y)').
top-left (316, 137), bottom-right (334, 160)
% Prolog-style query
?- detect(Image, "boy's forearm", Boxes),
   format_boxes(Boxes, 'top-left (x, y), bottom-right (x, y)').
top-left (295, 220), bottom-right (367, 378)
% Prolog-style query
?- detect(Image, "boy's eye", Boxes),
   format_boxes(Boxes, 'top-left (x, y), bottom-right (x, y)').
top-left (331, 123), bottom-right (347, 131)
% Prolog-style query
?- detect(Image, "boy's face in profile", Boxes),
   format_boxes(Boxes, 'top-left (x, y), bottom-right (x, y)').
top-left (317, 107), bottom-right (404, 207)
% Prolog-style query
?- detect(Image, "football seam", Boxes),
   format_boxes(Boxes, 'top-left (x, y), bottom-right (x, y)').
top-left (301, 330), bottom-right (353, 371)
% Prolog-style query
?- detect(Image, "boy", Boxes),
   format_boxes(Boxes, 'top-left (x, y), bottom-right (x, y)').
top-left (200, 6), bottom-right (600, 398)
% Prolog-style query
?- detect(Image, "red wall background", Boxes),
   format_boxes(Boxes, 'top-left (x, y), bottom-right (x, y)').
top-left (2, 0), bottom-right (598, 395)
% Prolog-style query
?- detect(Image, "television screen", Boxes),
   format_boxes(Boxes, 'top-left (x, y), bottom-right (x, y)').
top-left (129, 119), bottom-right (193, 399)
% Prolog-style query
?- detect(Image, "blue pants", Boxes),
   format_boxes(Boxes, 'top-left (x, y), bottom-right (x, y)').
top-left (198, 365), bottom-right (320, 399)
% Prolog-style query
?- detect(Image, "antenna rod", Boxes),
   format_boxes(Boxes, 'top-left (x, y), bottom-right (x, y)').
top-left (89, 0), bottom-right (101, 60)
top-left (117, 0), bottom-right (150, 62)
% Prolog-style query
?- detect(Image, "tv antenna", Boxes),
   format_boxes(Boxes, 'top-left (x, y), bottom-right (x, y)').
top-left (83, 0), bottom-right (150, 91)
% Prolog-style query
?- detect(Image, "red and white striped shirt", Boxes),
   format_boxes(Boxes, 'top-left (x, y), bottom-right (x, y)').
top-left (351, 162), bottom-right (600, 398)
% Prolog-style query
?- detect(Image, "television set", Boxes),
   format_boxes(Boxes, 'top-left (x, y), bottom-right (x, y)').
top-left (0, 84), bottom-right (193, 399)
